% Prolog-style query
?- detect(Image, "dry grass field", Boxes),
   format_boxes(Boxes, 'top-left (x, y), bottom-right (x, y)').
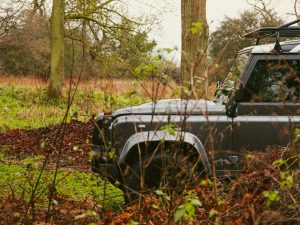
top-left (0, 75), bottom-right (179, 99)
top-left (0, 75), bottom-right (217, 99)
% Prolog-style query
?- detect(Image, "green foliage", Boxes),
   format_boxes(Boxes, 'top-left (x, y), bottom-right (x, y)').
top-left (279, 171), bottom-right (293, 189)
top-left (0, 84), bottom-right (146, 131)
top-left (263, 158), bottom-right (295, 207)
top-left (160, 123), bottom-right (176, 136)
top-left (0, 154), bottom-right (123, 206)
top-left (97, 18), bottom-right (157, 77)
top-left (0, 85), bottom-right (64, 130)
top-left (74, 210), bottom-right (97, 220)
top-left (182, 86), bottom-right (192, 98)
top-left (272, 159), bottom-right (287, 169)
top-left (263, 190), bottom-right (280, 207)
top-left (56, 169), bottom-right (123, 204)
top-left (133, 48), bottom-right (177, 80)
top-left (155, 189), bottom-right (170, 203)
top-left (295, 128), bottom-right (300, 143)
top-left (190, 22), bottom-right (203, 34)
top-left (200, 178), bottom-right (214, 189)
top-left (208, 209), bottom-right (219, 219)
top-left (272, 159), bottom-right (294, 189)
top-left (174, 190), bottom-right (202, 223)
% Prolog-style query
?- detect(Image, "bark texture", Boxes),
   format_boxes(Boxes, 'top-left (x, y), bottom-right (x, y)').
top-left (181, 0), bottom-right (209, 99)
top-left (49, 0), bottom-right (64, 99)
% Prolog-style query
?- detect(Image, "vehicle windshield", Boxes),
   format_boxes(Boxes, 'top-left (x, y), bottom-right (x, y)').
top-left (214, 53), bottom-right (249, 104)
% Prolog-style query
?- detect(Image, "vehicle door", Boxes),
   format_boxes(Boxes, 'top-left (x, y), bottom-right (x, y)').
top-left (233, 55), bottom-right (300, 151)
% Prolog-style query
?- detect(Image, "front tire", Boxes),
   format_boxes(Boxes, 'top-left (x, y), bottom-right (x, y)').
top-left (124, 155), bottom-right (167, 203)
top-left (124, 153), bottom-right (205, 203)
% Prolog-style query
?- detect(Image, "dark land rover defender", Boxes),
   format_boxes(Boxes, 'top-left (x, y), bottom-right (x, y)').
top-left (91, 20), bottom-right (300, 201)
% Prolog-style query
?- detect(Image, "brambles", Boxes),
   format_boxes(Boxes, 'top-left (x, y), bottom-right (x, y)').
top-left (1, 134), bottom-right (299, 224)
top-left (174, 190), bottom-right (202, 223)
top-left (111, 147), bottom-right (300, 224)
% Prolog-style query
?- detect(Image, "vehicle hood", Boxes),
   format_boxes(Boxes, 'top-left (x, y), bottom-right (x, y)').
top-left (112, 99), bottom-right (226, 117)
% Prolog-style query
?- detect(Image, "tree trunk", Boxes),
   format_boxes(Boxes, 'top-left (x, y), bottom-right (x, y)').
top-left (181, 0), bottom-right (208, 99)
top-left (48, 0), bottom-right (64, 99)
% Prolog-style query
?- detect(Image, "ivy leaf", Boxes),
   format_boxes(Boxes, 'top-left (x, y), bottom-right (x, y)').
top-left (209, 209), bottom-right (219, 218)
top-left (263, 190), bottom-right (280, 207)
top-left (190, 22), bottom-right (203, 34)
top-left (75, 213), bottom-right (86, 220)
top-left (191, 199), bottom-right (202, 207)
top-left (152, 56), bottom-right (160, 61)
top-left (155, 190), bottom-right (165, 196)
top-left (174, 207), bottom-right (185, 222)
top-left (164, 48), bottom-right (172, 54)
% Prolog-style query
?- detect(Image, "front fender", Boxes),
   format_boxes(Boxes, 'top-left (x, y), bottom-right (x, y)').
top-left (119, 131), bottom-right (211, 174)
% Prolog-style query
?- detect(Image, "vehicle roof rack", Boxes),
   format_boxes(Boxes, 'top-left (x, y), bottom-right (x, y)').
top-left (244, 19), bottom-right (300, 50)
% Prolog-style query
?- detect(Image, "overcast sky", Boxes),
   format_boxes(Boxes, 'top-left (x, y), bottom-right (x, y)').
top-left (126, 0), bottom-right (299, 51)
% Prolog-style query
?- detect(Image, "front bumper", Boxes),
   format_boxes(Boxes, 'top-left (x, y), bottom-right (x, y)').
top-left (91, 147), bottom-right (122, 183)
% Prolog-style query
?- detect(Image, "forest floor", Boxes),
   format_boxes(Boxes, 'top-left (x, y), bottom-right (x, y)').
top-left (0, 76), bottom-right (299, 224)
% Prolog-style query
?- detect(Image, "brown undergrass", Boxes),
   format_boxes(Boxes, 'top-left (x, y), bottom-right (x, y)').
top-left (0, 75), bottom-right (179, 99)
top-left (0, 75), bottom-right (217, 100)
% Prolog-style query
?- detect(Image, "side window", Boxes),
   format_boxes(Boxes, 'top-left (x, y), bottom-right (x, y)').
top-left (243, 60), bottom-right (300, 102)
